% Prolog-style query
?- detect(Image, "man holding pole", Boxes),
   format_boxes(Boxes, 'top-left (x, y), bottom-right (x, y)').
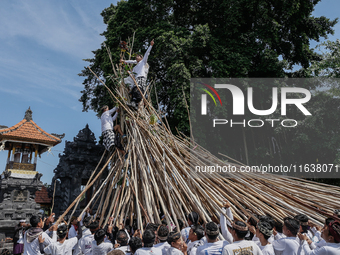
top-left (121, 39), bottom-right (154, 111)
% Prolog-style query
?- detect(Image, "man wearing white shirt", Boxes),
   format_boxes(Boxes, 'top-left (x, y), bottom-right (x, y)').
top-left (155, 225), bottom-right (171, 255)
top-left (187, 225), bottom-right (204, 255)
top-left (100, 105), bottom-right (125, 153)
top-left (271, 217), bottom-right (301, 255)
top-left (254, 221), bottom-right (275, 255)
top-left (92, 228), bottom-right (114, 255)
top-left (115, 230), bottom-right (131, 254)
top-left (74, 219), bottom-right (99, 255)
top-left (166, 231), bottom-right (187, 255)
top-left (121, 40), bottom-right (154, 110)
top-left (23, 215), bottom-right (58, 255)
top-left (181, 212), bottom-right (199, 244)
top-left (298, 221), bottom-right (340, 255)
top-left (196, 222), bottom-right (229, 255)
top-left (310, 218), bottom-right (334, 248)
top-left (222, 221), bottom-right (262, 255)
top-left (295, 214), bottom-right (317, 244)
top-left (135, 230), bottom-right (162, 255)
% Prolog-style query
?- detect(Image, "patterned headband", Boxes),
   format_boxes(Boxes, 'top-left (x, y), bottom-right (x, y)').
top-left (257, 223), bottom-right (273, 236)
top-left (205, 228), bottom-right (219, 236)
top-left (232, 222), bottom-right (248, 232)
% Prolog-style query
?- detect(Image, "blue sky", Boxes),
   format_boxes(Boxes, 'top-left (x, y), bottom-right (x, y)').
top-left (0, 0), bottom-right (339, 185)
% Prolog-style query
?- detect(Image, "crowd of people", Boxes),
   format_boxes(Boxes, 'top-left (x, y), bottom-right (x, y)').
top-left (6, 201), bottom-right (340, 255)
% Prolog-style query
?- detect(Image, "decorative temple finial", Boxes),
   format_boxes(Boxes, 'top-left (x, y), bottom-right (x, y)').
top-left (24, 107), bottom-right (33, 121)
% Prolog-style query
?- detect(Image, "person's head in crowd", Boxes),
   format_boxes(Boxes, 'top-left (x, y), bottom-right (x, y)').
top-left (18, 219), bottom-right (26, 227)
top-left (283, 217), bottom-right (300, 237)
top-left (89, 221), bottom-right (100, 234)
top-left (108, 250), bottom-right (125, 255)
top-left (247, 215), bottom-right (259, 227)
top-left (273, 218), bottom-right (283, 233)
top-left (56, 224), bottom-right (68, 240)
top-left (94, 229), bottom-right (106, 245)
top-left (167, 232), bottom-right (182, 250)
top-left (294, 214), bottom-right (309, 233)
top-left (70, 216), bottom-right (78, 226)
top-left (324, 218), bottom-right (335, 229)
top-left (129, 237), bottom-right (143, 254)
top-left (117, 230), bottom-right (129, 246)
top-left (256, 221), bottom-right (273, 241)
top-left (230, 221), bottom-right (248, 241)
top-left (158, 225), bottom-right (169, 243)
top-left (189, 224), bottom-right (204, 242)
top-left (83, 217), bottom-right (92, 228)
top-left (142, 229), bottom-right (156, 247)
top-left (187, 212), bottom-right (199, 226)
top-left (146, 223), bottom-right (160, 233)
top-left (322, 221), bottom-right (340, 243)
top-left (205, 222), bottom-right (220, 242)
top-left (30, 215), bottom-right (43, 228)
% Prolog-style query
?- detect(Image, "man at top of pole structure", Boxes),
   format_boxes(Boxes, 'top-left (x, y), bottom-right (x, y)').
top-left (121, 39), bottom-right (154, 111)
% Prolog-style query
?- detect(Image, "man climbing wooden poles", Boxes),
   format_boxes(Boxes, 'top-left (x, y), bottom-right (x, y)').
top-left (121, 39), bottom-right (155, 111)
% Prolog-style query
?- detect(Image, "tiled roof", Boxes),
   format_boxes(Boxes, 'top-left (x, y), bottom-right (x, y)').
top-left (35, 186), bottom-right (52, 204)
top-left (0, 119), bottom-right (61, 146)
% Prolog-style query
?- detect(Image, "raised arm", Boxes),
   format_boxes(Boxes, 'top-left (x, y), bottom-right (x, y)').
top-left (142, 39), bottom-right (154, 64)
top-left (220, 200), bottom-right (233, 244)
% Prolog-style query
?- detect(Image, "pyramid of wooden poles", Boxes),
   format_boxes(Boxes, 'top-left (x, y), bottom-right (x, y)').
top-left (56, 40), bottom-right (340, 231)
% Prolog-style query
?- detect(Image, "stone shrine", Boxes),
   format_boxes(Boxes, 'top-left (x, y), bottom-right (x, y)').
top-left (0, 107), bottom-right (62, 237)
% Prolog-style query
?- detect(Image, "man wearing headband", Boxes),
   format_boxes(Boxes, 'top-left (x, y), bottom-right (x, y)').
top-left (271, 217), bottom-right (300, 255)
top-left (135, 229), bottom-right (162, 255)
top-left (250, 216), bottom-right (275, 244)
top-left (166, 231), bottom-right (187, 255)
top-left (120, 39), bottom-right (154, 111)
top-left (222, 221), bottom-right (262, 255)
top-left (254, 221), bottom-right (275, 255)
top-left (154, 225), bottom-right (171, 255)
top-left (299, 221), bottom-right (340, 254)
top-left (100, 105), bottom-right (125, 154)
top-left (74, 217), bottom-right (97, 255)
top-left (187, 225), bottom-right (204, 255)
top-left (181, 212), bottom-right (199, 244)
top-left (219, 200), bottom-right (235, 244)
top-left (196, 222), bottom-right (229, 255)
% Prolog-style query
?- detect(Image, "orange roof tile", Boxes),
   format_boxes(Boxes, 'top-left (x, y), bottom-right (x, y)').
top-left (0, 119), bottom-right (61, 146)
top-left (35, 186), bottom-right (52, 204)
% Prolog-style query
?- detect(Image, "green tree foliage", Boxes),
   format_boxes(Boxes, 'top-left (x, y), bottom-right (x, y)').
top-left (79, 0), bottom-right (339, 168)
top-left (79, 0), bottom-right (337, 132)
